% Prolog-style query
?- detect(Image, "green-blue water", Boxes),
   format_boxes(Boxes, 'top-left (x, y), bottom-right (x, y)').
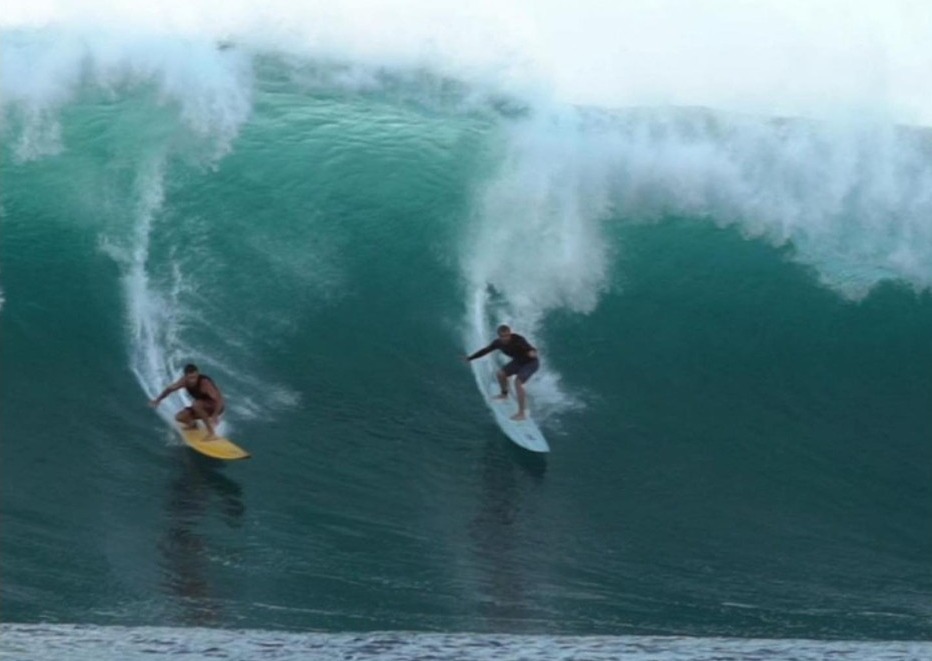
top-left (2, 36), bottom-right (932, 654)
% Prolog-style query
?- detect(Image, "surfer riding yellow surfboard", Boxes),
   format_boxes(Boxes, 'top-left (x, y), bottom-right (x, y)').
top-left (150, 363), bottom-right (225, 440)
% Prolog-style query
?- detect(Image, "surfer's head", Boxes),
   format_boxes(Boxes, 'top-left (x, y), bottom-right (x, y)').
top-left (183, 363), bottom-right (200, 385)
top-left (497, 324), bottom-right (512, 343)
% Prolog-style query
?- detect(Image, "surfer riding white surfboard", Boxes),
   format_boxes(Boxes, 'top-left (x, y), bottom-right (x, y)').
top-left (464, 324), bottom-right (539, 421)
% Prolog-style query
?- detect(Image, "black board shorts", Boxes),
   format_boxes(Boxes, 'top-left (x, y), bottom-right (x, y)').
top-left (186, 400), bottom-right (224, 417)
top-left (502, 358), bottom-right (539, 383)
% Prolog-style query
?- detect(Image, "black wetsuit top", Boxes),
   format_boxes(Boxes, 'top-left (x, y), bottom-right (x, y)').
top-left (185, 375), bottom-right (219, 403)
top-left (468, 334), bottom-right (537, 365)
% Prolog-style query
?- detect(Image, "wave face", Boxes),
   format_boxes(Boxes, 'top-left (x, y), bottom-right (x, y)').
top-left (2, 19), bottom-right (932, 642)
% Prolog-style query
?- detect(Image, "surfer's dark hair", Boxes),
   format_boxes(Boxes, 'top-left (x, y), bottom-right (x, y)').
top-left (497, 324), bottom-right (511, 334)
top-left (183, 363), bottom-right (199, 374)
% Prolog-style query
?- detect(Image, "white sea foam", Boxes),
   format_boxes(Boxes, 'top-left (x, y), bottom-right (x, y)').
top-left (1, 27), bottom-right (253, 161)
top-left (96, 155), bottom-right (190, 423)
top-left (5, 1), bottom-right (932, 124)
top-left (2, 624), bottom-right (930, 661)
top-left (473, 107), bottom-right (932, 300)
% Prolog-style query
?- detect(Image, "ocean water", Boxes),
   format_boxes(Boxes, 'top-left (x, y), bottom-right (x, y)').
top-left (2, 6), bottom-right (932, 659)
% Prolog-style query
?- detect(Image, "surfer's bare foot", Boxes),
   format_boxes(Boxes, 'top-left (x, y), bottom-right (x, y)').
top-left (493, 393), bottom-right (508, 400)
top-left (182, 423), bottom-right (198, 430)
top-left (510, 411), bottom-right (527, 421)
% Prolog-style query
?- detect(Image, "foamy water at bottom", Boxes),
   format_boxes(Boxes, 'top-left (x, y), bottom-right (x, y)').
top-left (2, 624), bottom-right (930, 661)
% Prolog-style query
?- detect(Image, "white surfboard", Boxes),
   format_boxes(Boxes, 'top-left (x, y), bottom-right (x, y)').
top-left (483, 380), bottom-right (550, 453)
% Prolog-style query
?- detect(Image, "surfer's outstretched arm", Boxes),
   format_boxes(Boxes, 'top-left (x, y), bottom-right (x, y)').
top-left (465, 340), bottom-right (500, 362)
top-left (150, 379), bottom-right (183, 407)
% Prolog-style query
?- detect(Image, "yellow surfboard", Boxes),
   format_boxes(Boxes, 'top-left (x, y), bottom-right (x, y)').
top-left (179, 427), bottom-right (251, 461)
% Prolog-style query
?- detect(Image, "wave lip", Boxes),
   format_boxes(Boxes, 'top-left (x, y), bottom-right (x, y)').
top-left (1, 26), bottom-right (254, 162)
top-left (5, 1), bottom-right (932, 123)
